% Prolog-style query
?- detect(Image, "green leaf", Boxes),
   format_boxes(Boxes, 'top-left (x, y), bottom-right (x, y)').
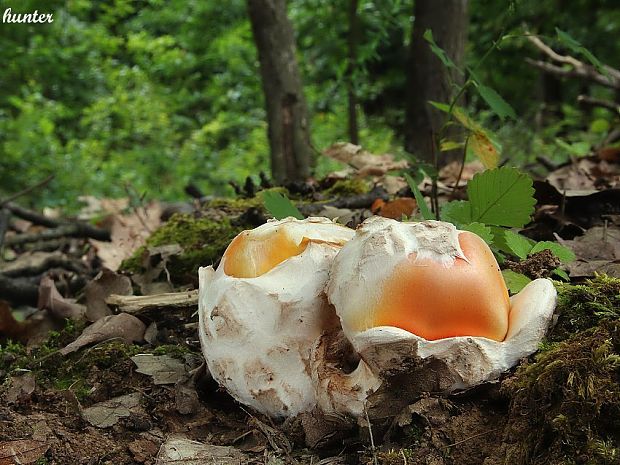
top-left (552, 268), bottom-right (570, 281)
top-left (440, 200), bottom-right (472, 225)
top-left (468, 132), bottom-right (500, 169)
top-left (555, 28), bottom-right (608, 77)
top-left (502, 230), bottom-right (535, 259)
top-left (467, 167), bottom-right (536, 227)
top-left (404, 173), bottom-right (434, 220)
top-left (428, 100), bottom-right (451, 113)
top-left (555, 139), bottom-right (590, 157)
top-left (261, 191), bottom-right (304, 220)
top-left (502, 270), bottom-right (532, 294)
top-left (440, 140), bottom-right (465, 152)
top-left (530, 241), bottom-right (576, 263)
top-left (477, 84), bottom-right (517, 121)
top-left (452, 106), bottom-right (484, 133)
top-left (423, 29), bottom-right (459, 72)
top-left (460, 222), bottom-right (494, 245)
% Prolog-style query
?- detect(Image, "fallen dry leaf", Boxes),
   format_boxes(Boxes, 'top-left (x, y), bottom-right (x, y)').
top-left (371, 197), bottom-right (417, 219)
top-left (5, 372), bottom-right (36, 404)
top-left (547, 157), bottom-right (620, 192)
top-left (85, 268), bottom-right (133, 322)
top-left (557, 226), bottom-right (620, 278)
top-left (323, 143), bottom-right (408, 177)
top-left (0, 439), bottom-right (48, 465)
top-left (38, 276), bottom-right (85, 320)
top-left (90, 202), bottom-right (162, 271)
top-left (131, 354), bottom-right (187, 385)
top-left (60, 313), bottom-right (146, 355)
top-left (155, 436), bottom-right (247, 465)
top-left (81, 392), bottom-right (143, 428)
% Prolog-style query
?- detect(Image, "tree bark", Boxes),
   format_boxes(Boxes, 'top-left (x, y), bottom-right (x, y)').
top-left (247, 0), bottom-right (313, 183)
top-left (404, 0), bottom-right (469, 165)
top-left (347, 0), bottom-right (359, 144)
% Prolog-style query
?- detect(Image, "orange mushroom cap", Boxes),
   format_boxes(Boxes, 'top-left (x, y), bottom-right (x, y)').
top-left (370, 231), bottom-right (510, 341)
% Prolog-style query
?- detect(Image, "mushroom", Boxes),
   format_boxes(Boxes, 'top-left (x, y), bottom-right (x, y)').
top-left (198, 217), bottom-right (354, 418)
top-left (318, 217), bottom-right (557, 418)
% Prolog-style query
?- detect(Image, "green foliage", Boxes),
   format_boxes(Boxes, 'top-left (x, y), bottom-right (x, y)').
top-left (475, 84), bottom-right (517, 121)
top-left (502, 269), bottom-right (532, 293)
top-left (262, 191), bottom-right (304, 220)
top-left (459, 222), bottom-right (494, 244)
top-left (404, 172), bottom-right (434, 220)
top-left (442, 167), bottom-right (536, 228)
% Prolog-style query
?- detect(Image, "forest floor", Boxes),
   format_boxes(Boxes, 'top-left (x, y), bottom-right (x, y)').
top-left (0, 149), bottom-right (619, 465)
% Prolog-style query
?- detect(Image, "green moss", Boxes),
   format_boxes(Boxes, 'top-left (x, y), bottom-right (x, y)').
top-left (324, 179), bottom-right (370, 197)
top-left (151, 344), bottom-right (191, 357)
top-left (550, 274), bottom-right (620, 342)
top-left (120, 213), bottom-right (245, 281)
top-left (502, 320), bottom-right (620, 464)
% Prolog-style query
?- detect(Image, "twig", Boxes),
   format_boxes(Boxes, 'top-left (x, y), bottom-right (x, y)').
top-left (0, 174), bottom-right (54, 206)
top-left (106, 290), bottom-right (198, 314)
top-left (364, 407), bottom-right (378, 465)
top-left (442, 428), bottom-right (496, 448)
top-left (577, 95), bottom-right (620, 115)
top-left (525, 35), bottom-right (620, 89)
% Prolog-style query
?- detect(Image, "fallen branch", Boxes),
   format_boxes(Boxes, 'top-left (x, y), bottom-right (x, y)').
top-left (106, 290), bottom-right (198, 314)
top-left (526, 34), bottom-right (620, 90)
top-left (0, 252), bottom-right (88, 278)
top-left (0, 274), bottom-right (39, 305)
top-left (0, 208), bottom-right (10, 249)
top-left (5, 222), bottom-right (110, 246)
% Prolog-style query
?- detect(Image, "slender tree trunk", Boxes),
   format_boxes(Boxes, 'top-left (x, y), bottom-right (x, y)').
top-left (347, 0), bottom-right (359, 144)
top-left (404, 0), bottom-right (469, 165)
top-left (247, 0), bottom-right (313, 184)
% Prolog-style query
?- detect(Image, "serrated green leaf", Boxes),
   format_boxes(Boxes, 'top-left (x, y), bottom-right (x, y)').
top-left (440, 140), bottom-right (465, 152)
top-left (460, 222), bottom-right (494, 245)
top-left (552, 268), bottom-right (570, 281)
top-left (502, 270), bottom-right (532, 294)
top-left (261, 191), bottom-right (304, 220)
top-left (468, 132), bottom-right (500, 169)
top-left (555, 28), bottom-right (608, 77)
top-left (531, 241), bottom-right (576, 263)
top-left (404, 173), bottom-right (434, 220)
top-left (502, 230), bottom-right (535, 259)
top-left (477, 84), bottom-right (517, 121)
top-left (467, 167), bottom-right (536, 227)
top-left (440, 200), bottom-right (471, 225)
top-left (423, 29), bottom-right (458, 71)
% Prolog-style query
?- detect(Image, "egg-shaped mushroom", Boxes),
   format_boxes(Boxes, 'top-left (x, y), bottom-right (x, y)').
top-left (319, 217), bottom-right (556, 418)
top-left (198, 217), bottom-right (354, 418)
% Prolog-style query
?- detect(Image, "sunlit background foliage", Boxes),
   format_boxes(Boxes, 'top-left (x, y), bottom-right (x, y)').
top-left (0, 0), bottom-right (618, 209)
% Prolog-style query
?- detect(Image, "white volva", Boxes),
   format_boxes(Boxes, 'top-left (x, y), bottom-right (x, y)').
top-left (318, 217), bottom-right (557, 417)
top-left (198, 217), bottom-right (354, 418)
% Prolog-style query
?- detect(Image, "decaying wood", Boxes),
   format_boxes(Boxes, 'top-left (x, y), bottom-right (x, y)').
top-left (0, 252), bottom-right (88, 278)
top-left (106, 290), bottom-right (198, 314)
top-left (526, 34), bottom-right (620, 90)
top-left (0, 208), bottom-right (10, 249)
top-left (5, 222), bottom-right (110, 246)
top-left (0, 274), bottom-right (39, 304)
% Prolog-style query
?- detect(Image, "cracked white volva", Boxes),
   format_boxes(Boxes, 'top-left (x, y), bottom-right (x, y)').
top-left (317, 217), bottom-right (557, 418)
top-left (199, 216), bottom-right (558, 420)
top-left (198, 217), bottom-right (354, 418)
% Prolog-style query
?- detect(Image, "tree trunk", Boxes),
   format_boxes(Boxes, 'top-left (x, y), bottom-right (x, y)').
top-left (347, 0), bottom-right (359, 145)
top-left (247, 0), bottom-right (313, 183)
top-left (404, 0), bottom-right (469, 165)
